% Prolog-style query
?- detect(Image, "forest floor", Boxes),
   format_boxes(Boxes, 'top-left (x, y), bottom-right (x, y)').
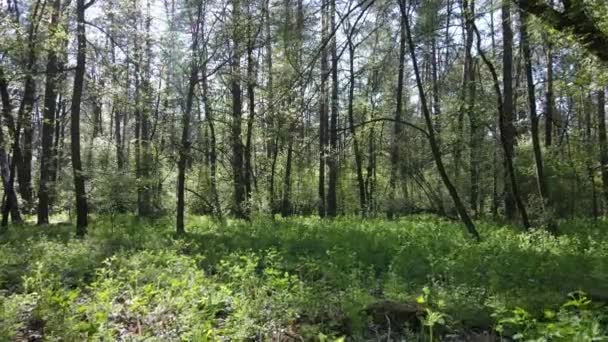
top-left (1, 215), bottom-right (607, 341)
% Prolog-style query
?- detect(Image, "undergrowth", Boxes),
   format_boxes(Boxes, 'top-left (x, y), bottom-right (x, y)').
top-left (1, 215), bottom-right (607, 341)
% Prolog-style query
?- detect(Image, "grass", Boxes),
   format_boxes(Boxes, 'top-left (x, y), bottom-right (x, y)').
top-left (1, 215), bottom-right (607, 341)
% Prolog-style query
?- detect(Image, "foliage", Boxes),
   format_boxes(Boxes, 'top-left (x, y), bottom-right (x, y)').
top-left (1, 215), bottom-right (607, 340)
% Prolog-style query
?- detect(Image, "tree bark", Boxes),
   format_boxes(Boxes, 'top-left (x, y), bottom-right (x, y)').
top-left (502, 0), bottom-right (517, 220)
top-left (326, 0), bottom-right (339, 217)
top-left (71, 0), bottom-right (90, 236)
top-left (231, 0), bottom-right (247, 219)
top-left (545, 44), bottom-right (554, 147)
top-left (37, 0), bottom-right (61, 225)
top-left (473, 21), bottom-right (530, 229)
top-left (176, 2), bottom-right (202, 234)
top-left (513, 0), bottom-right (608, 63)
top-left (388, 7), bottom-right (407, 219)
top-left (201, 63), bottom-right (222, 220)
top-left (347, 39), bottom-right (366, 215)
top-left (598, 88), bottom-right (608, 211)
top-left (521, 8), bottom-right (556, 232)
top-left (401, 0), bottom-right (480, 240)
top-left (318, 0), bottom-right (329, 217)
top-left (0, 68), bottom-right (22, 227)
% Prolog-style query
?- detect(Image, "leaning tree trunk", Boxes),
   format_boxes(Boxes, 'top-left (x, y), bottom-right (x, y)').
top-left (521, 8), bottom-right (556, 232)
top-left (0, 68), bottom-right (22, 227)
top-left (473, 20), bottom-right (530, 229)
top-left (401, 0), bottom-right (480, 241)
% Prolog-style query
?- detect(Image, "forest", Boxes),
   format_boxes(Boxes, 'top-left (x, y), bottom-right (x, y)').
top-left (1, 0), bottom-right (608, 340)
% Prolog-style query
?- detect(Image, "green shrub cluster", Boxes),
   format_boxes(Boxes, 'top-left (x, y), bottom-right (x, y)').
top-left (1, 215), bottom-right (607, 340)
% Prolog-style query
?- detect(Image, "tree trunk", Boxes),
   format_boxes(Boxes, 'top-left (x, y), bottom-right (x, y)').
top-left (231, 0), bottom-right (247, 219)
top-left (521, 8), bottom-right (556, 232)
top-left (318, 0), bottom-right (329, 217)
top-left (264, 0), bottom-right (275, 208)
top-left (281, 123), bottom-right (294, 217)
top-left (598, 88), bottom-right (608, 211)
top-left (326, 0), bottom-right (339, 217)
top-left (71, 0), bottom-right (90, 236)
top-left (347, 40), bottom-right (366, 215)
top-left (473, 20), bottom-right (530, 229)
top-left (545, 45), bottom-right (554, 147)
top-left (461, 0), bottom-right (479, 216)
top-left (201, 63), bottom-right (222, 220)
top-left (37, 0), bottom-right (61, 225)
top-left (245, 15), bottom-right (256, 208)
top-left (15, 0), bottom-right (42, 209)
top-left (401, 0), bottom-right (480, 240)
top-left (137, 5), bottom-right (155, 217)
top-left (176, 3), bottom-right (202, 234)
top-left (502, 0), bottom-right (517, 221)
top-left (388, 7), bottom-right (407, 219)
top-left (0, 68), bottom-right (22, 227)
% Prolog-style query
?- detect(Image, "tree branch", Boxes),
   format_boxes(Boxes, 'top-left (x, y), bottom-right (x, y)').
top-left (514, 0), bottom-right (608, 62)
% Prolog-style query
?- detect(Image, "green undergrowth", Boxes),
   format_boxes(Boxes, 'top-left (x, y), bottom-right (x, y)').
top-left (1, 215), bottom-right (607, 340)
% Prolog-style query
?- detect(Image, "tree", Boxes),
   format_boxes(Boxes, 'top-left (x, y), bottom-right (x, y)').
top-left (598, 88), bottom-right (608, 211)
top-left (521, 7), bottom-right (555, 232)
top-left (513, 0), bottom-right (608, 63)
top-left (0, 68), bottom-right (23, 227)
top-left (37, 0), bottom-right (62, 225)
top-left (71, 0), bottom-right (93, 236)
top-left (176, 1), bottom-right (203, 234)
top-left (318, 0), bottom-right (329, 218)
top-left (326, 0), bottom-right (339, 217)
top-left (388, 0), bottom-right (407, 219)
top-left (502, 0), bottom-right (517, 221)
top-left (401, 0), bottom-right (480, 241)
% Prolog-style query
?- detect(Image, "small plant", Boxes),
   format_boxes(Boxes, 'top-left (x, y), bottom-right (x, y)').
top-left (493, 292), bottom-right (608, 341)
top-left (417, 286), bottom-right (446, 341)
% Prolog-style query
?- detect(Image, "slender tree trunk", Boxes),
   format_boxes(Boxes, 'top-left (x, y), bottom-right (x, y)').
top-left (264, 0), bottom-right (275, 208)
top-left (15, 0), bottom-right (42, 209)
top-left (347, 40), bottom-right (366, 214)
top-left (176, 3), bottom-right (202, 234)
top-left (318, 0), bottom-right (329, 217)
top-left (327, 0), bottom-right (339, 217)
top-left (501, 0), bottom-right (517, 220)
top-left (202, 63), bottom-right (222, 220)
top-left (71, 0), bottom-right (90, 236)
top-left (0, 68), bottom-right (22, 227)
top-left (545, 45), bottom-right (554, 147)
top-left (598, 88), bottom-right (608, 211)
top-left (231, 0), bottom-right (247, 219)
top-left (51, 98), bottom-right (65, 185)
top-left (388, 8), bottom-right (407, 219)
top-left (461, 0), bottom-right (479, 215)
top-left (37, 0), bottom-right (61, 225)
top-left (402, 0), bottom-right (480, 240)
top-left (245, 17), bottom-right (256, 208)
top-left (282, 123), bottom-right (294, 217)
top-left (473, 20), bottom-right (530, 229)
top-left (521, 9), bottom-right (556, 232)
top-left (137, 4), bottom-right (155, 217)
